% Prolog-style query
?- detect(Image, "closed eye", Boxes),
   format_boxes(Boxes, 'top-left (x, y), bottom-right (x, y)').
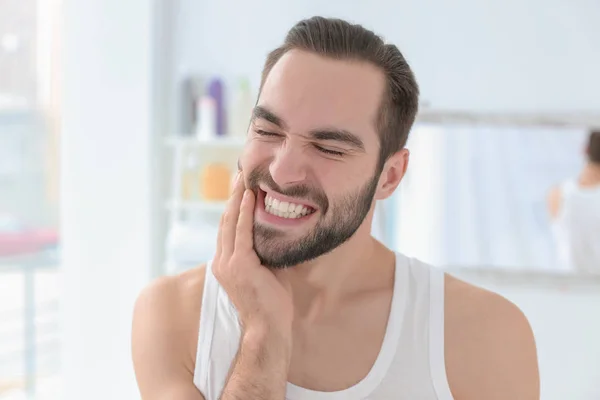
top-left (255, 129), bottom-right (280, 137)
top-left (255, 129), bottom-right (344, 156)
top-left (314, 145), bottom-right (344, 157)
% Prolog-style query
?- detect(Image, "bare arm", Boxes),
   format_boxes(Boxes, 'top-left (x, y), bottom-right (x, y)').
top-left (131, 265), bottom-right (290, 400)
top-left (547, 185), bottom-right (562, 220)
top-left (446, 276), bottom-right (540, 399)
top-left (132, 269), bottom-right (206, 400)
top-left (219, 327), bottom-right (291, 400)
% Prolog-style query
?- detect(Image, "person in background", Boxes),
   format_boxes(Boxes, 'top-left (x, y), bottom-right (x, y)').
top-left (132, 16), bottom-right (539, 400)
top-left (548, 130), bottom-right (600, 274)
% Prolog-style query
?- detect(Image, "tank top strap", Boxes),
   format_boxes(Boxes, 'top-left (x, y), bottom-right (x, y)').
top-left (428, 265), bottom-right (454, 400)
top-left (193, 260), bottom-right (219, 396)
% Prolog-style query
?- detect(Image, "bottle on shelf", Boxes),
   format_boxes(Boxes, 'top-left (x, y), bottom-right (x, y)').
top-left (229, 77), bottom-right (254, 139)
top-left (201, 162), bottom-right (232, 202)
top-left (179, 76), bottom-right (196, 136)
top-left (195, 95), bottom-right (217, 142)
top-left (207, 77), bottom-right (227, 137)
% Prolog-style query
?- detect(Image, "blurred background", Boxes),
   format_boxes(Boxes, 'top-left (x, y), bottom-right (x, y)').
top-left (0, 0), bottom-right (599, 399)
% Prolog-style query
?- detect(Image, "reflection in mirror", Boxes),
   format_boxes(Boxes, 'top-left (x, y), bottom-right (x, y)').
top-left (395, 120), bottom-right (597, 275)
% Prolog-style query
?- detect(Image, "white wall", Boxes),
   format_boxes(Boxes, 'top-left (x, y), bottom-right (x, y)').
top-left (175, 0), bottom-right (600, 113)
top-left (464, 276), bottom-right (600, 400)
top-left (61, 1), bottom-right (161, 399)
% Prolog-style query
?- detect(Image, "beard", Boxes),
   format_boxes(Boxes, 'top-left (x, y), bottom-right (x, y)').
top-left (245, 166), bottom-right (380, 269)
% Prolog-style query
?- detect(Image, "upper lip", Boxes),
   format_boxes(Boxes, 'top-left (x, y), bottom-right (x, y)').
top-left (259, 185), bottom-right (318, 210)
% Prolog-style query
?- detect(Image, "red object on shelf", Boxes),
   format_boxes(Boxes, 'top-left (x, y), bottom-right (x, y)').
top-left (0, 215), bottom-right (59, 257)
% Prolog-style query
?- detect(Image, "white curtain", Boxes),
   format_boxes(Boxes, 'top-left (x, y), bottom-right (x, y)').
top-left (394, 122), bottom-right (588, 270)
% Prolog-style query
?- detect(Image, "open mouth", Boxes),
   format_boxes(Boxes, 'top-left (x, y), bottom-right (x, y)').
top-left (260, 189), bottom-right (317, 220)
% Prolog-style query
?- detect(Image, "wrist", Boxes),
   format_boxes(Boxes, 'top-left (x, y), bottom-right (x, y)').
top-left (242, 324), bottom-right (293, 358)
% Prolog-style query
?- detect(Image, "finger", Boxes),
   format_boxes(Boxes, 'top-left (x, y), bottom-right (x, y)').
top-left (213, 212), bottom-right (225, 263)
top-left (230, 170), bottom-right (241, 192)
top-left (220, 172), bottom-right (246, 257)
top-left (235, 189), bottom-right (256, 252)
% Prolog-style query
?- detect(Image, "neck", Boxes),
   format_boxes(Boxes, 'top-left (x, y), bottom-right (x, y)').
top-left (273, 218), bottom-right (395, 321)
top-left (580, 163), bottom-right (600, 184)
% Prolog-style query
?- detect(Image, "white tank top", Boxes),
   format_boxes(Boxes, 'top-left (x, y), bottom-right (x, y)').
top-left (551, 180), bottom-right (600, 274)
top-left (193, 253), bottom-right (454, 399)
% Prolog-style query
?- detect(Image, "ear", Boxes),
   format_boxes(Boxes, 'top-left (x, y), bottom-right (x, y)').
top-left (374, 149), bottom-right (409, 201)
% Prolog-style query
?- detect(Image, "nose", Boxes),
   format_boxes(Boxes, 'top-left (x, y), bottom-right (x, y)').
top-left (269, 143), bottom-right (308, 187)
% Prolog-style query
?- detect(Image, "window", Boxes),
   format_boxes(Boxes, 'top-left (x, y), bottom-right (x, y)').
top-left (0, 0), bottom-right (61, 398)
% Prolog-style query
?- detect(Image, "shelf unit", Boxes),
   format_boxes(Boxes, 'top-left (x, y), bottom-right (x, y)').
top-left (165, 135), bottom-right (245, 221)
top-left (164, 135), bottom-right (245, 273)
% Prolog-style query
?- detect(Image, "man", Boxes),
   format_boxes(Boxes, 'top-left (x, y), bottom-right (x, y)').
top-left (548, 130), bottom-right (600, 274)
top-left (132, 17), bottom-right (539, 399)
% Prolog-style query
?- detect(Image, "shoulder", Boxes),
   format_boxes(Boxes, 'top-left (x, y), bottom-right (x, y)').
top-left (547, 184), bottom-right (563, 219)
top-left (132, 265), bottom-right (207, 396)
top-left (133, 264), bottom-right (207, 334)
top-left (133, 264), bottom-right (207, 353)
top-left (444, 275), bottom-right (540, 400)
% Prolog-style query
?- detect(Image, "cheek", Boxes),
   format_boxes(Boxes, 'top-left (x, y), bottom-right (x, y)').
top-left (316, 158), bottom-right (372, 187)
top-left (319, 174), bottom-right (349, 201)
top-left (321, 162), bottom-right (379, 204)
top-left (239, 141), bottom-right (271, 172)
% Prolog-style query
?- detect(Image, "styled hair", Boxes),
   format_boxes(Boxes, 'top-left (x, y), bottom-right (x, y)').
top-left (259, 16), bottom-right (419, 170)
top-left (588, 130), bottom-right (600, 164)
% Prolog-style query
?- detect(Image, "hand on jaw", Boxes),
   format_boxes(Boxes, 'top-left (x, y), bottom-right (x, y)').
top-left (213, 172), bottom-right (294, 346)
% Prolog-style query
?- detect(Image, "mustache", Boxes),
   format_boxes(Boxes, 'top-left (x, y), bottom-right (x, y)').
top-left (245, 167), bottom-right (329, 212)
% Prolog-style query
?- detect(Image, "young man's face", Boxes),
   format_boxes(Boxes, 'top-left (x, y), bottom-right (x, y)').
top-left (240, 49), bottom-right (396, 268)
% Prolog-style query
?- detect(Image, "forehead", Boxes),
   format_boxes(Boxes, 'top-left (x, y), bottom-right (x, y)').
top-left (258, 49), bottom-right (385, 144)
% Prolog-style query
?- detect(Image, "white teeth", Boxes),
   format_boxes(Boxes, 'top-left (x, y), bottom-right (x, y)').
top-left (279, 201), bottom-right (289, 212)
top-left (264, 194), bottom-right (314, 219)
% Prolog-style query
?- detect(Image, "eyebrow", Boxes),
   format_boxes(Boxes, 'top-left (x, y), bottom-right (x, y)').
top-left (252, 106), bottom-right (287, 129)
top-left (310, 129), bottom-right (365, 151)
top-left (252, 105), bottom-right (365, 151)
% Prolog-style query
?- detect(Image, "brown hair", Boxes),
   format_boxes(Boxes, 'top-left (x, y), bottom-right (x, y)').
top-left (259, 16), bottom-right (420, 171)
top-left (588, 130), bottom-right (600, 164)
